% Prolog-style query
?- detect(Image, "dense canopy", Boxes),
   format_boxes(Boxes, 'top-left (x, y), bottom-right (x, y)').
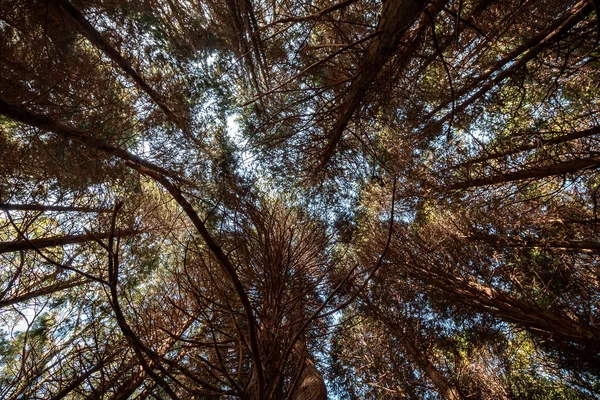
top-left (1, 0), bottom-right (600, 398)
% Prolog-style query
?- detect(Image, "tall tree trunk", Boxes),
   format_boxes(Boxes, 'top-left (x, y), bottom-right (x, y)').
top-left (320, 0), bottom-right (431, 167)
top-left (374, 311), bottom-right (463, 400)
top-left (420, 266), bottom-right (600, 355)
top-left (289, 286), bottom-right (327, 400)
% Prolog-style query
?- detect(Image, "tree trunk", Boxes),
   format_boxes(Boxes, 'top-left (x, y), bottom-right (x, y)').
top-left (289, 289), bottom-right (327, 400)
top-left (378, 315), bottom-right (463, 400)
top-left (320, 0), bottom-right (431, 166)
top-left (291, 359), bottom-right (327, 400)
top-left (426, 269), bottom-right (600, 353)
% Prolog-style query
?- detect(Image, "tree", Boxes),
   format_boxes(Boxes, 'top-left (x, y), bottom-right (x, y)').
top-left (1, 0), bottom-right (600, 398)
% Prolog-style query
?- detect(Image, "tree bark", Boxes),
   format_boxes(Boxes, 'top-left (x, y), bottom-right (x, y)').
top-left (456, 279), bottom-right (600, 352)
top-left (291, 360), bottom-right (327, 400)
top-left (418, 264), bottom-right (600, 353)
top-left (289, 287), bottom-right (327, 400)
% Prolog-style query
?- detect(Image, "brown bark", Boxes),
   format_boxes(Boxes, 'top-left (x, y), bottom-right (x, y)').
top-left (534, 218), bottom-right (600, 225)
top-left (394, 238), bottom-right (600, 365)
top-left (225, 0), bottom-right (260, 90)
top-left (400, 337), bottom-right (462, 400)
top-left (320, 0), bottom-right (431, 167)
top-left (0, 229), bottom-right (138, 254)
top-left (456, 279), bottom-right (600, 351)
top-left (289, 286), bottom-right (327, 400)
top-left (109, 368), bottom-right (146, 400)
top-left (233, 0), bottom-right (268, 89)
top-left (291, 360), bottom-right (327, 400)
top-left (415, 262), bottom-right (600, 352)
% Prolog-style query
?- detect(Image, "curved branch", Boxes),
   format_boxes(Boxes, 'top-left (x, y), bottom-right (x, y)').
top-left (0, 98), bottom-right (184, 182)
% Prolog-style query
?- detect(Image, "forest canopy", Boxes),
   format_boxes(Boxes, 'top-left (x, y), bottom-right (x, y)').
top-left (1, 0), bottom-right (600, 398)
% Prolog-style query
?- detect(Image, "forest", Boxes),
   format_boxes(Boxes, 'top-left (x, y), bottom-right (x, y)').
top-left (1, 0), bottom-right (600, 398)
